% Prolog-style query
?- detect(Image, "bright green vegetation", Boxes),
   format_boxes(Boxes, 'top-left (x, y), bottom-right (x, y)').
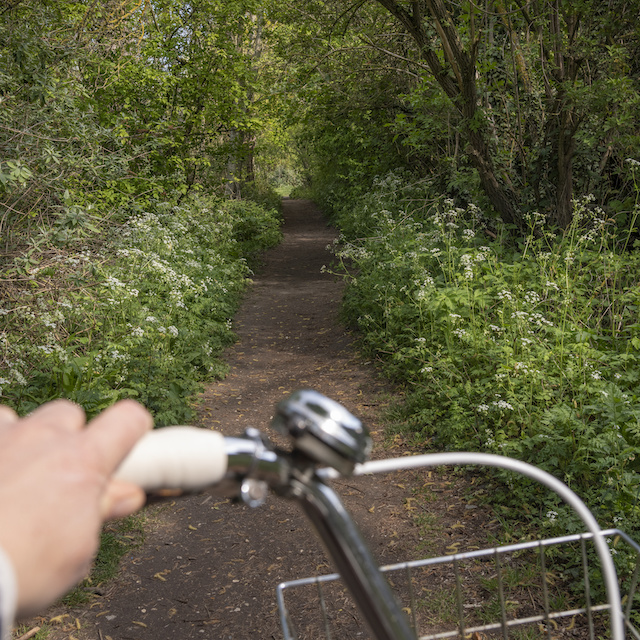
top-left (274, 1), bottom-right (640, 540)
top-left (2, 0), bottom-right (640, 550)
top-left (1, 194), bottom-right (281, 424)
top-left (0, 1), bottom-right (285, 424)
top-left (323, 171), bottom-right (640, 536)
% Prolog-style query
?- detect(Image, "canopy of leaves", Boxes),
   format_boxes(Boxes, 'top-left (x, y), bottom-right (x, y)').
top-left (277, 0), bottom-right (640, 229)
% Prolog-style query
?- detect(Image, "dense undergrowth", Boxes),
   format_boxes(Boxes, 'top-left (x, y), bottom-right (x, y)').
top-left (318, 167), bottom-right (640, 541)
top-left (0, 193), bottom-right (282, 426)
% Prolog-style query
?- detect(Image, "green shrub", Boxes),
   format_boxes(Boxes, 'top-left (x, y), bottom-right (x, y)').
top-left (0, 194), bottom-right (282, 426)
top-left (326, 169), bottom-right (640, 537)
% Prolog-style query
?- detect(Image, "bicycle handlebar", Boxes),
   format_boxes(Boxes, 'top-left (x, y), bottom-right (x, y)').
top-left (114, 426), bottom-right (228, 492)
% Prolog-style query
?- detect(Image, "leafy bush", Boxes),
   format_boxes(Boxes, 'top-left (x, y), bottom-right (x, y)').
top-left (327, 168), bottom-right (640, 536)
top-left (0, 194), bottom-right (282, 426)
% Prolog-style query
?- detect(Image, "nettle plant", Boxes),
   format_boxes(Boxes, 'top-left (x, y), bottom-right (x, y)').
top-left (332, 170), bottom-right (640, 534)
top-left (0, 195), bottom-right (282, 425)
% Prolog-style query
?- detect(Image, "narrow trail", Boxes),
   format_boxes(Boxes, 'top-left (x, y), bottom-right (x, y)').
top-left (55, 200), bottom-right (486, 640)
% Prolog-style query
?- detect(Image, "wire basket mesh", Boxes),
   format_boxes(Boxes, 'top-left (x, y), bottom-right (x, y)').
top-left (277, 529), bottom-right (640, 640)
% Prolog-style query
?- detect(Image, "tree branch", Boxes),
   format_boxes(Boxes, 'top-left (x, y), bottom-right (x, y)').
top-left (374, 0), bottom-right (459, 100)
top-left (358, 35), bottom-right (433, 74)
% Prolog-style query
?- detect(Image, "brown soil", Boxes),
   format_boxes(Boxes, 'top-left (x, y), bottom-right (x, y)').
top-left (26, 199), bottom-right (590, 640)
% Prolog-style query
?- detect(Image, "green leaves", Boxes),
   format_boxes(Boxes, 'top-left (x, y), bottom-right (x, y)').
top-left (0, 191), bottom-right (282, 425)
top-left (327, 170), bottom-right (640, 536)
top-left (0, 160), bottom-right (33, 190)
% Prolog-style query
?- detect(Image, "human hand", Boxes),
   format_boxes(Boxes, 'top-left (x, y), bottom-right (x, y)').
top-left (0, 399), bottom-right (152, 617)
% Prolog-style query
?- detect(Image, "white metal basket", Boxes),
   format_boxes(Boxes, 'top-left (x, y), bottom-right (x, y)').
top-left (277, 529), bottom-right (640, 640)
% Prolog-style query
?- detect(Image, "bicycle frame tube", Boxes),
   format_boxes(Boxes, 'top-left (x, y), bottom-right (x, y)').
top-left (292, 476), bottom-right (417, 640)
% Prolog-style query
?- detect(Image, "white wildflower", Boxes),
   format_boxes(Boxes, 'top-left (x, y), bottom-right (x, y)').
top-left (530, 313), bottom-right (553, 327)
top-left (473, 252), bottom-right (486, 263)
top-left (105, 275), bottom-right (125, 288)
top-left (525, 291), bottom-right (540, 305)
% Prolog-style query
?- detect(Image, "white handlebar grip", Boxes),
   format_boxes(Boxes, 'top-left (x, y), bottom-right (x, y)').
top-left (114, 426), bottom-right (228, 492)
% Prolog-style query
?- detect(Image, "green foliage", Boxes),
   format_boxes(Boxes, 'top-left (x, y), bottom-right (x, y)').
top-left (276, 0), bottom-right (640, 228)
top-left (0, 194), bottom-right (282, 425)
top-left (326, 170), bottom-right (640, 537)
top-left (0, 0), bottom-right (287, 248)
top-left (0, 0), bottom-right (287, 425)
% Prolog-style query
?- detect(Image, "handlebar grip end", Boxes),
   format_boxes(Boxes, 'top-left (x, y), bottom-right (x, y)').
top-left (114, 426), bottom-right (228, 493)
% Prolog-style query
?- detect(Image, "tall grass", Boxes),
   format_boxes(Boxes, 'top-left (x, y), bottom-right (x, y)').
top-left (0, 194), bottom-right (282, 425)
top-left (326, 168), bottom-right (640, 536)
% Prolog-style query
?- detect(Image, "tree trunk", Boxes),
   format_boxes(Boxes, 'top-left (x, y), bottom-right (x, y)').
top-left (555, 119), bottom-right (575, 228)
top-left (374, 0), bottom-right (524, 228)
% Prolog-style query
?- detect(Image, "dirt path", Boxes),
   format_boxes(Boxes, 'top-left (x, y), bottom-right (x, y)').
top-left (42, 200), bottom-right (491, 640)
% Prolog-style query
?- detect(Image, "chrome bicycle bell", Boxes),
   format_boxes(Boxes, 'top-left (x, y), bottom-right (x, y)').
top-left (272, 390), bottom-right (372, 475)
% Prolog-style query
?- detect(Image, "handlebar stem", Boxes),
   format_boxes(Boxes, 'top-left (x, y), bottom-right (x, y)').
top-left (224, 429), bottom-right (292, 492)
top-left (223, 429), bottom-right (416, 640)
top-left (290, 474), bottom-right (417, 640)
